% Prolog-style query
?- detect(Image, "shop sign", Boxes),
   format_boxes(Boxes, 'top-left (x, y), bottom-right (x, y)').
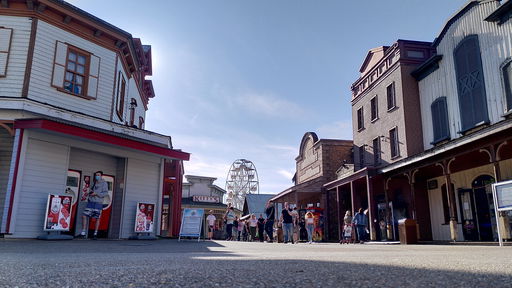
top-left (134, 202), bottom-right (155, 233)
top-left (193, 195), bottom-right (220, 203)
top-left (43, 194), bottom-right (73, 231)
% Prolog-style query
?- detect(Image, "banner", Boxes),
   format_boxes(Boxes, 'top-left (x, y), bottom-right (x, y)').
top-left (179, 208), bottom-right (204, 238)
top-left (43, 194), bottom-right (73, 231)
top-left (134, 202), bottom-right (156, 233)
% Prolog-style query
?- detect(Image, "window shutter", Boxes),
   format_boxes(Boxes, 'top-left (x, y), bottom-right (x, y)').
top-left (504, 62), bottom-right (512, 111)
top-left (0, 28), bottom-right (13, 77)
top-left (52, 41), bottom-right (67, 88)
top-left (87, 54), bottom-right (100, 99)
top-left (455, 36), bottom-right (488, 132)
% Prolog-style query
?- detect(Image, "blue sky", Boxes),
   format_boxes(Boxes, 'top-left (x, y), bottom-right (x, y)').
top-left (69, 0), bottom-right (468, 193)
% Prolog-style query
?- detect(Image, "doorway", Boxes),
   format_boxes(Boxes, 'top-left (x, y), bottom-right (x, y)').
top-left (458, 175), bottom-right (496, 241)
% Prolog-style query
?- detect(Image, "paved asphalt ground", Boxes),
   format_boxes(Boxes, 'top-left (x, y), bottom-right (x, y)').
top-left (0, 239), bottom-right (511, 287)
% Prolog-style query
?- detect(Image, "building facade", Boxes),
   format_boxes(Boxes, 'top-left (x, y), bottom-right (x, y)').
top-left (0, 0), bottom-right (189, 239)
top-left (271, 132), bottom-right (353, 241)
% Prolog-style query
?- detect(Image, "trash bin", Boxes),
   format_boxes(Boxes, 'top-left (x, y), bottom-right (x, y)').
top-left (398, 219), bottom-right (417, 244)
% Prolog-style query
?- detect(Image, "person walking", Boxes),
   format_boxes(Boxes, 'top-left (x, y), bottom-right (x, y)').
top-left (248, 214), bottom-right (258, 241)
top-left (292, 207), bottom-right (299, 244)
top-left (224, 206), bottom-right (235, 241)
top-left (264, 201), bottom-right (275, 242)
top-left (305, 211), bottom-right (315, 244)
top-left (352, 208), bottom-right (368, 244)
top-left (79, 171), bottom-right (108, 240)
top-left (206, 210), bottom-right (216, 240)
top-left (257, 214), bottom-right (265, 242)
top-left (280, 202), bottom-right (294, 244)
top-left (341, 210), bottom-right (353, 244)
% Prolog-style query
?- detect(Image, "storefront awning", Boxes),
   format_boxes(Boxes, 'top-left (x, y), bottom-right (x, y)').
top-left (14, 119), bottom-right (190, 161)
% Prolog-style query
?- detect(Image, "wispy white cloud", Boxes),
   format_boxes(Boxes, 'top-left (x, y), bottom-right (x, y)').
top-left (232, 91), bottom-right (307, 119)
top-left (277, 169), bottom-right (294, 180)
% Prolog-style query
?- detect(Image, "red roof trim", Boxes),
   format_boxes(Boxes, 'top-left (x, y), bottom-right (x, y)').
top-left (14, 119), bottom-right (190, 161)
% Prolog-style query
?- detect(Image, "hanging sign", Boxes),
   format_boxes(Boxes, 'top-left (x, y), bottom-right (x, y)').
top-left (43, 194), bottom-right (73, 231)
top-left (134, 202), bottom-right (156, 233)
top-left (179, 208), bottom-right (204, 239)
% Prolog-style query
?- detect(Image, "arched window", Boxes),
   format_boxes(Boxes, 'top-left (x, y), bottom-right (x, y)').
top-left (454, 35), bottom-right (489, 132)
top-left (431, 97), bottom-right (450, 144)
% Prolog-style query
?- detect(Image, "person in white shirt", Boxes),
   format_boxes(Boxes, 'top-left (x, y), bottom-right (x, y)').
top-left (206, 210), bottom-right (216, 240)
top-left (248, 214), bottom-right (258, 241)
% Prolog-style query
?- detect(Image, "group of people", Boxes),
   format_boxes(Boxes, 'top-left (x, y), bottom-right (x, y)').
top-left (211, 201), bottom-right (370, 244)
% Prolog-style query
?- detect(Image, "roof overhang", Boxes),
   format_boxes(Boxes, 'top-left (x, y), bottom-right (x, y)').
top-left (14, 119), bottom-right (190, 161)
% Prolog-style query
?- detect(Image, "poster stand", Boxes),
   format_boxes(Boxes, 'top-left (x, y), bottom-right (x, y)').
top-left (129, 232), bottom-right (157, 240)
top-left (179, 208), bottom-right (204, 242)
top-left (130, 202), bottom-right (157, 240)
top-left (38, 194), bottom-right (74, 241)
top-left (37, 231), bottom-right (73, 240)
top-left (492, 180), bottom-right (512, 247)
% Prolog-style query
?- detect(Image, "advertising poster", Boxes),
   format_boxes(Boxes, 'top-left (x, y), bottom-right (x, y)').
top-left (65, 170), bottom-right (81, 232)
top-left (179, 208), bottom-right (204, 238)
top-left (306, 207), bottom-right (324, 242)
top-left (134, 202), bottom-right (156, 233)
top-left (44, 194), bottom-right (73, 231)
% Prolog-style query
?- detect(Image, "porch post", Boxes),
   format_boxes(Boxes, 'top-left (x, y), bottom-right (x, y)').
top-left (336, 186), bottom-right (341, 242)
top-left (406, 170), bottom-right (417, 220)
top-left (366, 175), bottom-right (376, 240)
top-left (441, 160), bottom-right (458, 242)
top-left (384, 177), bottom-right (392, 240)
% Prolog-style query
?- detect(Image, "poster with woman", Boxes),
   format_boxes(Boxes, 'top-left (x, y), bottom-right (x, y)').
top-left (134, 202), bottom-right (155, 233)
top-left (43, 194), bottom-right (73, 231)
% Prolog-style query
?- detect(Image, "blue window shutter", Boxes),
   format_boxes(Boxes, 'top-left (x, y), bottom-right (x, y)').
top-left (454, 35), bottom-right (488, 132)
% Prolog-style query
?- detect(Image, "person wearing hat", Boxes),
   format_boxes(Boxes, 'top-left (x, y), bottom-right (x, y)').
top-left (206, 210), bottom-right (216, 240)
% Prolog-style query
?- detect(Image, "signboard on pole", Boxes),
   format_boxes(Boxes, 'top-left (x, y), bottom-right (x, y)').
top-left (43, 194), bottom-right (73, 231)
top-left (179, 208), bottom-right (204, 241)
top-left (492, 180), bottom-right (512, 247)
top-left (134, 202), bottom-right (156, 233)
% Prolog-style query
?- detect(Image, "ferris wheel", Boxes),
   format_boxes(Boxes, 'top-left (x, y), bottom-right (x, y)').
top-left (225, 159), bottom-right (259, 210)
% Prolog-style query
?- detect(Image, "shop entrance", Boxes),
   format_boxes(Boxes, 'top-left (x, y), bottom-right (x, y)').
top-left (458, 175), bottom-right (496, 241)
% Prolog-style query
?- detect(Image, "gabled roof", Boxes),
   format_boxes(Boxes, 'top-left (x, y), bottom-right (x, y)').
top-left (359, 46), bottom-right (389, 74)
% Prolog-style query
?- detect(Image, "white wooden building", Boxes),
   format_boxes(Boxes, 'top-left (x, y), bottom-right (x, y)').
top-left (383, 0), bottom-right (512, 242)
top-left (0, 0), bottom-right (189, 239)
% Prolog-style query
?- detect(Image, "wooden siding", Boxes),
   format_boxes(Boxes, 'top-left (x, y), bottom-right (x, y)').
top-left (13, 137), bottom-right (69, 238)
top-left (122, 158), bottom-right (160, 238)
top-left (28, 20), bottom-right (116, 120)
top-left (0, 129), bottom-right (14, 229)
top-left (419, 1), bottom-right (510, 149)
top-left (0, 16), bottom-right (31, 97)
top-left (427, 176), bottom-right (464, 241)
top-left (0, 128), bottom-right (21, 233)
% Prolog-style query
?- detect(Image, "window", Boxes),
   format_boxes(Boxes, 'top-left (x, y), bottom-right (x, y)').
top-left (129, 98), bottom-right (137, 127)
top-left (0, 27), bottom-right (13, 77)
top-left (138, 116), bottom-right (144, 129)
top-left (386, 82), bottom-right (396, 110)
top-left (357, 107), bottom-right (364, 130)
top-left (431, 97), bottom-right (450, 144)
top-left (63, 47), bottom-right (88, 96)
top-left (372, 137), bottom-right (381, 166)
top-left (503, 61), bottom-right (512, 112)
top-left (52, 41), bottom-right (100, 99)
top-left (116, 72), bottom-right (126, 120)
top-left (454, 35), bottom-right (488, 132)
top-left (371, 96), bottom-right (378, 121)
top-left (389, 127), bottom-right (399, 158)
top-left (358, 145), bottom-right (365, 169)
